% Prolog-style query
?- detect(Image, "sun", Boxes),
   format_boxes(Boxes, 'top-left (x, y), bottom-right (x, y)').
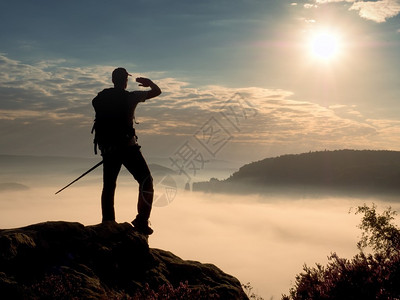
top-left (310, 31), bottom-right (340, 61)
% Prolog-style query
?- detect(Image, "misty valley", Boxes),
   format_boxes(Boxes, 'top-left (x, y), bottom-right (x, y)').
top-left (1, 150), bottom-right (400, 299)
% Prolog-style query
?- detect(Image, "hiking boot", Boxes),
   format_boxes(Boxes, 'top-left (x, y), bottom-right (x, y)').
top-left (131, 218), bottom-right (153, 235)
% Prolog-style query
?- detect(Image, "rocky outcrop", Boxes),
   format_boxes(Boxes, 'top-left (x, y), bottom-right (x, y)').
top-left (0, 221), bottom-right (248, 299)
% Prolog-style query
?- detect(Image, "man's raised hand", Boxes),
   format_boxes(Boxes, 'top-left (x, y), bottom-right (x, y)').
top-left (136, 77), bottom-right (153, 87)
top-left (136, 77), bottom-right (161, 99)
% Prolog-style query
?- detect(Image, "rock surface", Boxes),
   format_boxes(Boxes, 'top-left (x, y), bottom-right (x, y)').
top-left (0, 221), bottom-right (248, 299)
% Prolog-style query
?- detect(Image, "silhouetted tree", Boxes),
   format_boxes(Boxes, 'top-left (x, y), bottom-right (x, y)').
top-left (355, 203), bottom-right (400, 257)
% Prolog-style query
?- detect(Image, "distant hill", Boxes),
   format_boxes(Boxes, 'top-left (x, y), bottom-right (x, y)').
top-left (0, 155), bottom-right (175, 185)
top-left (0, 183), bottom-right (29, 192)
top-left (193, 150), bottom-right (400, 195)
top-left (0, 155), bottom-right (174, 175)
top-left (0, 155), bottom-right (101, 176)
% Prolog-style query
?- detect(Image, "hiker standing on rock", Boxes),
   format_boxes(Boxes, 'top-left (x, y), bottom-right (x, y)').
top-left (92, 68), bottom-right (161, 235)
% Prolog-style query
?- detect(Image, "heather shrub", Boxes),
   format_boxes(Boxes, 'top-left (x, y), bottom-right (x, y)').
top-left (29, 273), bottom-right (83, 300)
top-left (242, 282), bottom-right (264, 300)
top-left (132, 281), bottom-right (220, 300)
top-left (282, 204), bottom-right (400, 300)
top-left (28, 275), bottom-right (221, 299)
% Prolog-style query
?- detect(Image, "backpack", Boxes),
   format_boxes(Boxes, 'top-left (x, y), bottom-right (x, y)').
top-left (91, 88), bottom-right (136, 154)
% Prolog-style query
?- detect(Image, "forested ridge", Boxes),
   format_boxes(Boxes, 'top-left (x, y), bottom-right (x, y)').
top-left (194, 150), bottom-right (400, 194)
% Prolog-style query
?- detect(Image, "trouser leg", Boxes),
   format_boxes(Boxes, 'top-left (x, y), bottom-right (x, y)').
top-left (101, 154), bottom-right (122, 222)
top-left (123, 146), bottom-right (154, 222)
top-left (137, 174), bottom-right (154, 221)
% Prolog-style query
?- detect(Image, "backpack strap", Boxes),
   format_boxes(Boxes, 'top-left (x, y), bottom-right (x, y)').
top-left (91, 120), bottom-right (98, 155)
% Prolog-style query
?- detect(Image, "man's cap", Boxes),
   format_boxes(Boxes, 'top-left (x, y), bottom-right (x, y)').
top-left (112, 67), bottom-right (132, 83)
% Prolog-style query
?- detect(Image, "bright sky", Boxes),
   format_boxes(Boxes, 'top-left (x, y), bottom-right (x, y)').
top-left (1, 0), bottom-right (400, 163)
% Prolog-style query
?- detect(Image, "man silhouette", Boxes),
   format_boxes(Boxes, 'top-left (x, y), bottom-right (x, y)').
top-left (92, 68), bottom-right (161, 235)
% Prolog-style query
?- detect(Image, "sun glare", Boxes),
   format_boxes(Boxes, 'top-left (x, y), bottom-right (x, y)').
top-left (310, 31), bottom-right (340, 61)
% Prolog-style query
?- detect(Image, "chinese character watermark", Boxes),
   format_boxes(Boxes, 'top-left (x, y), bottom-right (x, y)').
top-left (155, 93), bottom-right (257, 205)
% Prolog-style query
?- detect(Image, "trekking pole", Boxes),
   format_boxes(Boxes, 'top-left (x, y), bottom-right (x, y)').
top-left (55, 160), bottom-right (103, 195)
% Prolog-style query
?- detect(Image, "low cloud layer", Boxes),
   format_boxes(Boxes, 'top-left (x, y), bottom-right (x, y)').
top-left (1, 183), bottom-right (399, 299)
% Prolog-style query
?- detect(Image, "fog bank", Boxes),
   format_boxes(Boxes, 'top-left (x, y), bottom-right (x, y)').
top-left (2, 184), bottom-right (399, 298)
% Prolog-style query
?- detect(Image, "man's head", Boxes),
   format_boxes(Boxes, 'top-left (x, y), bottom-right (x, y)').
top-left (112, 67), bottom-right (131, 89)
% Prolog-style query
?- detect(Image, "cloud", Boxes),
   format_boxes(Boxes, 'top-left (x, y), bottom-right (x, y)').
top-left (311, 0), bottom-right (400, 23)
top-left (315, 0), bottom-right (354, 3)
top-left (0, 54), bottom-right (110, 114)
top-left (138, 84), bottom-right (379, 151)
top-left (1, 53), bottom-right (400, 159)
top-left (350, 0), bottom-right (400, 23)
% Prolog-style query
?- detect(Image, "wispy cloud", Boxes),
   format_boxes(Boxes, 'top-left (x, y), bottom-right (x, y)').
top-left (0, 54), bottom-right (110, 114)
top-left (315, 0), bottom-right (354, 3)
top-left (311, 0), bottom-right (400, 23)
top-left (1, 54), bottom-right (400, 157)
top-left (350, 0), bottom-right (400, 23)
